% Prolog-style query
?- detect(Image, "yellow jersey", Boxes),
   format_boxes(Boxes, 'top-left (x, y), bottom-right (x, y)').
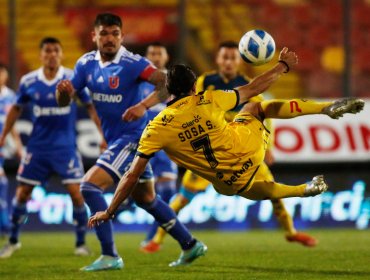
top-left (137, 90), bottom-right (270, 196)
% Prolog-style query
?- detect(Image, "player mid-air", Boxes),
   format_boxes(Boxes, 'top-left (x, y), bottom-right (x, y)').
top-left (56, 13), bottom-right (206, 271)
top-left (141, 41), bottom-right (317, 253)
top-left (88, 50), bottom-right (364, 243)
top-left (0, 37), bottom-right (105, 258)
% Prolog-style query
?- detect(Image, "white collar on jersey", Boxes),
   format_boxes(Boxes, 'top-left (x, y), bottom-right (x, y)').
top-left (94, 46), bottom-right (125, 68)
top-left (37, 66), bottom-right (65, 86)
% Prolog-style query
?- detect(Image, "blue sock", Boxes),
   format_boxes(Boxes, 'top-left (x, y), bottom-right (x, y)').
top-left (81, 182), bottom-right (118, 257)
top-left (145, 181), bottom-right (176, 241)
top-left (138, 195), bottom-right (196, 250)
top-left (73, 205), bottom-right (88, 247)
top-left (0, 176), bottom-right (9, 233)
top-left (9, 199), bottom-right (27, 244)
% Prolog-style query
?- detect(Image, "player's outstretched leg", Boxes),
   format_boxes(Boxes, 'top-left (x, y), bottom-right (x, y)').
top-left (239, 175), bottom-right (328, 200)
top-left (260, 98), bottom-right (364, 119)
top-left (141, 186), bottom-right (195, 254)
top-left (271, 199), bottom-right (317, 247)
top-left (80, 182), bottom-right (123, 271)
top-left (134, 185), bottom-right (207, 267)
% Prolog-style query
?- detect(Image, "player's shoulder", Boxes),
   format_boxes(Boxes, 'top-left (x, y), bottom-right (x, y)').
top-left (120, 47), bottom-right (146, 64)
top-left (77, 50), bottom-right (97, 66)
top-left (62, 67), bottom-right (74, 78)
top-left (20, 69), bottom-right (39, 87)
top-left (202, 71), bottom-right (220, 83)
top-left (236, 73), bottom-right (250, 83)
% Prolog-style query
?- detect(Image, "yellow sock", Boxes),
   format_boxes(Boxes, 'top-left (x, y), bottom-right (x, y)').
top-left (152, 194), bottom-right (188, 244)
top-left (239, 180), bottom-right (306, 200)
top-left (261, 99), bottom-right (333, 119)
top-left (271, 199), bottom-right (296, 236)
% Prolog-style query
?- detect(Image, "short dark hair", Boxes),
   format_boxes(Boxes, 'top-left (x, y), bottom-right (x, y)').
top-left (147, 41), bottom-right (166, 48)
top-left (94, 13), bottom-right (122, 28)
top-left (166, 64), bottom-right (197, 97)
top-left (39, 37), bottom-right (62, 49)
top-left (218, 40), bottom-right (238, 50)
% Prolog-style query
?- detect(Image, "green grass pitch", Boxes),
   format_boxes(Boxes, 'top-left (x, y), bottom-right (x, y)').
top-left (0, 229), bottom-right (369, 279)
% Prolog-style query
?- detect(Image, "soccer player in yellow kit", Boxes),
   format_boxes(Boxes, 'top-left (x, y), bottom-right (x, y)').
top-left (88, 48), bottom-right (364, 266)
top-left (141, 41), bottom-right (317, 253)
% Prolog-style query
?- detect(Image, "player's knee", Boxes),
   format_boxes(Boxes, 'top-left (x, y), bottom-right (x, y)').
top-left (15, 185), bottom-right (33, 203)
top-left (132, 180), bottom-right (156, 204)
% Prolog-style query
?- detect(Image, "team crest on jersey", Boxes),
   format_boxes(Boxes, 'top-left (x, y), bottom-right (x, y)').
top-left (196, 95), bottom-right (211, 106)
top-left (109, 76), bottom-right (119, 89)
top-left (162, 114), bottom-right (174, 126)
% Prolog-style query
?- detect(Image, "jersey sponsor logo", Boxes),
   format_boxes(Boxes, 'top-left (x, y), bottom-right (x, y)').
top-left (182, 115), bottom-right (202, 128)
top-left (223, 158), bottom-right (253, 186)
top-left (33, 105), bottom-right (71, 117)
top-left (196, 95), bottom-right (211, 106)
top-left (109, 76), bottom-right (120, 89)
top-left (161, 114), bottom-right (174, 126)
top-left (92, 92), bottom-right (123, 103)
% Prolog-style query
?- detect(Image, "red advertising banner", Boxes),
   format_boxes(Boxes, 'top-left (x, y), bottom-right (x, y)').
top-left (272, 99), bottom-right (370, 162)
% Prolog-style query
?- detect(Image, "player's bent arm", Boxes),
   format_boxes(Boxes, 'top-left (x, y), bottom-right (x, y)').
top-left (0, 105), bottom-right (22, 147)
top-left (106, 156), bottom-right (150, 216)
top-left (85, 103), bottom-right (107, 151)
top-left (122, 70), bottom-right (169, 122)
top-left (235, 47), bottom-right (298, 104)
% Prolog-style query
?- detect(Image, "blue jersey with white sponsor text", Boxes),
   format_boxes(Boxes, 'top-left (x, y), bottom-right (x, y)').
top-left (71, 46), bottom-right (154, 144)
top-left (16, 67), bottom-right (91, 152)
top-left (139, 81), bottom-right (167, 121)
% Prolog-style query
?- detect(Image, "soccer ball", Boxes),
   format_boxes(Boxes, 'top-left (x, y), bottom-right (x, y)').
top-left (239, 30), bottom-right (276, 65)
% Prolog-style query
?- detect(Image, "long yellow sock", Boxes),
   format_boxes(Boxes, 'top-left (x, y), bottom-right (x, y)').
top-left (271, 199), bottom-right (296, 236)
top-left (261, 99), bottom-right (333, 119)
top-left (152, 194), bottom-right (188, 244)
top-left (239, 180), bottom-right (306, 200)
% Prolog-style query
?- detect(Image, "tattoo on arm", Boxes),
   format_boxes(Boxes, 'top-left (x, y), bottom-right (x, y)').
top-left (148, 70), bottom-right (170, 102)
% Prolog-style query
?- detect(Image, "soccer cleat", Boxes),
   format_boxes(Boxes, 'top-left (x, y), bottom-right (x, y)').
top-left (80, 255), bottom-right (124, 271)
top-left (304, 175), bottom-right (328, 197)
top-left (286, 232), bottom-right (318, 247)
top-left (322, 98), bottom-right (365, 119)
top-left (74, 245), bottom-right (92, 256)
top-left (0, 242), bottom-right (21, 259)
top-left (169, 241), bottom-right (207, 267)
top-left (140, 240), bottom-right (161, 254)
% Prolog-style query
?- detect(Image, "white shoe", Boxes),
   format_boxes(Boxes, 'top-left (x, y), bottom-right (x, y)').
top-left (74, 245), bottom-right (91, 256)
top-left (0, 242), bottom-right (21, 259)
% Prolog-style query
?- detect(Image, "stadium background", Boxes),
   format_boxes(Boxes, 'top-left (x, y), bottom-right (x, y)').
top-left (0, 0), bottom-right (369, 232)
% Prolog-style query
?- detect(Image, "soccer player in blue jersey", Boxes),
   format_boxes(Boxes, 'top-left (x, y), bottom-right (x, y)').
top-left (138, 42), bottom-right (178, 250)
top-left (57, 13), bottom-right (206, 271)
top-left (0, 64), bottom-right (23, 238)
top-left (0, 37), bottom-right (105, 258)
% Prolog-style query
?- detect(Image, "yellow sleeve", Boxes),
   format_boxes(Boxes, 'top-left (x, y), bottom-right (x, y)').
top-left (137, 122), bottom-right (163, 158)
top-left (248, 94), bottom-right (264, 103)
top-left (264, 118), bottom-right (274, 149)
top-left (195, 74), bottom-right (205, 93)
top-left (209, 89), bottom-right (239, 112)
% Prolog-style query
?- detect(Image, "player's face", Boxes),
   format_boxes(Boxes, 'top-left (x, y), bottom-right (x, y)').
top-left (93, 25), bottom-right (123, 60)
top-left (40, 43), bottom-right (63, 70)
top-left (216, 47), bottom-right (241, 78)
top-left (146, 46), bottom-right (169, 69)
top-left (0, 69), bottom-right (8, 87)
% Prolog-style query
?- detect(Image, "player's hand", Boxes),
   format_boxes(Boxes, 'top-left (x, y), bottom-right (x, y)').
top-left (56, 80), bottom-right (75, 106)
top-left (122, 103), bottom-right (146, 122)
top-left (278, 47), bottom-right (298, 70)
top-left (88, 211), bottom-right (110, 228)
top-left (264, 149), bottom-right (275, 166)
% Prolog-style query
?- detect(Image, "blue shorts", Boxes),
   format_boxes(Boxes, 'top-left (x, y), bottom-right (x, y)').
top-left (96, 136), bottom-right (153, 183)
top-left (17, 149), bottom-right (84, 186)
top-left (150, 150), bottom-right (177, 180)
